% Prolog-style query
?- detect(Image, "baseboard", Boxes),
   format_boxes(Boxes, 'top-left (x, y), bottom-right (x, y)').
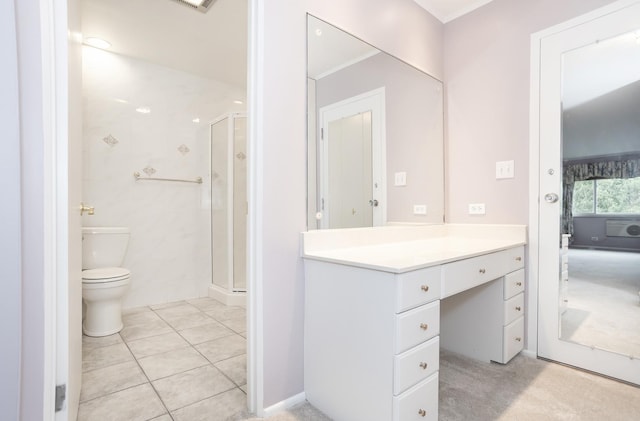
top-left (521, 348), bottom-right (537, 359)
top-left (208, 285), bottom-right (247, 307)
top-left (262, 392), bottom-right (307, 418)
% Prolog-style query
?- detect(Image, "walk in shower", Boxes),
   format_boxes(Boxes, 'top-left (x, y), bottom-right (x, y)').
top-left (210, 113), bottom-right (247, 305)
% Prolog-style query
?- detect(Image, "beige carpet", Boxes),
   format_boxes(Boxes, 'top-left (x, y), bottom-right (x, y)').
top-left (560, 248), bottom-right (640, 357)
top-left (235, 351), bottom-right (640, 420)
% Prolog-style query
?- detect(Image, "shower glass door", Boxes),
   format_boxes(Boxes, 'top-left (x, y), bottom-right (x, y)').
top-left (211, 113), bottom-right (247, 293)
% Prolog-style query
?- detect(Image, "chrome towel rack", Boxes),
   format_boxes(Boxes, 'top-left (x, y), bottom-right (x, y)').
top-left (133, 172), bottom-right (203, 184)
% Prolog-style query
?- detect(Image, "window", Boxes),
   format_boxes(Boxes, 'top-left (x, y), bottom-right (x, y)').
top-left (573, 177), bottom-right (640, 214)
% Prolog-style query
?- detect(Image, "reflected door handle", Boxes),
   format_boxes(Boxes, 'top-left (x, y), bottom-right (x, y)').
top-left (80, 203), bottom-right (95, 216)
top-left (368, 199), bottom-right (379, 207)
top-left (544, 193), bottom-right (559, 203)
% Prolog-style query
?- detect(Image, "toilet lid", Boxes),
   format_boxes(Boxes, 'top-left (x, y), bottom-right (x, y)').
top-left (82, 267), bottom-right (130, 283)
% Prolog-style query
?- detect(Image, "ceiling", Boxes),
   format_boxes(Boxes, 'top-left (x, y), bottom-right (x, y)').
top-left (413, 0), bottom-right (495, 23)
top-left (81, 0), bottom-right (247, 89)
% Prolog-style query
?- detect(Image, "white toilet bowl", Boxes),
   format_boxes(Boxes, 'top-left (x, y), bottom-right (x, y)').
top-left (82, 267), bottom-right (131, 336)
top-left (81, 227), bottom-right (131, 337)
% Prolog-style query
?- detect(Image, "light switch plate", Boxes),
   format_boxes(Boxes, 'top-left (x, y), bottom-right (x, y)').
top-left (496, 160), bottom-right (514, 179)
top-left (395, 172), bottom-right (407, 186)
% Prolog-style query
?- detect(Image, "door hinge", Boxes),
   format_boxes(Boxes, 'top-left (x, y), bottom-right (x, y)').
top-left (320, 128), bottom-right (324, 140)
top-left (55, 384), bottom-right (66, 412)
top-left (321, 198), bottom-right (325, 210)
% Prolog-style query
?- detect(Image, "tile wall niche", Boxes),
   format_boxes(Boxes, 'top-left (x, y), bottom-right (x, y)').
top-left (82, 46), bottom-right (245, 308)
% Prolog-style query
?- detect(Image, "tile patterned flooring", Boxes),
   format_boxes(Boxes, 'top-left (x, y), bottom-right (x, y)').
top-left (79, 297), bottom-right (250, 421)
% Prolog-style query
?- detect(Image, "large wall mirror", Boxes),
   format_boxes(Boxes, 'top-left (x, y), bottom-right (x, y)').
top-left (306, 15), bottom-right (444, 230)
top-left (559, 29), bottom-right (640, 358)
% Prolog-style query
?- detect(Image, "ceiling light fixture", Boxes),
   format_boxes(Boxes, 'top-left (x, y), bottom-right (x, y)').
top-left (233, 100), bottom-right (244, 105)
top-left (136, 107), bottom-right (151, 114)
top-left (84, 37), bottom-right (111, 49)
top-left (171, 0), bottom-right (216, 13)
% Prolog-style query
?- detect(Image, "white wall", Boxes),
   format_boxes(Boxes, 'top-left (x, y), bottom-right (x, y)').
top-left (13, 1), bottom-right (48, 418)
top-left (82, 47), bottom-right (244, 308)
top-left (256, 0), bottom-right (443, 407)
top-left (444, 0), bottom-right (617, 224)
top-left (0, 1), bottom-right (22, 419)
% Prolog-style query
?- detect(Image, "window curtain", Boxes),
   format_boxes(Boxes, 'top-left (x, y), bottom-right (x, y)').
top-left (562, 157), bottom-right (640, 236)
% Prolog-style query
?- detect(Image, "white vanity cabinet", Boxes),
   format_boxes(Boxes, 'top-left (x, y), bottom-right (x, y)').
top-left (304, 261), bottom-right (442, 421)
top-left (439, 247), bottom-right (525, 364)
top-left (302, 224), bottom-right (527, 421)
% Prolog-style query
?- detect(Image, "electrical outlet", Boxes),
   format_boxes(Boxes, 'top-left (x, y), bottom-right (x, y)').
top-left (496, 160), bottom-right (515, 179)
top-left (413, 205), bottom-right (427, 215)
top-left (468, 203), bottom-right (486, 215)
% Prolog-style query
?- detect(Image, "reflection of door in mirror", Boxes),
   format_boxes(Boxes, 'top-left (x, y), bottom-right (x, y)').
top-left (326, 112), bottom-right (373, 229)
top-left (560, 29), bottom-right (640, 358)
top-left (537, 1), bottom-right (640, 387)
top-left (319, 88), bottom-right (385, 229)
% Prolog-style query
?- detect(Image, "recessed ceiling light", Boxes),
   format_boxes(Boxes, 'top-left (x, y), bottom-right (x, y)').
top-left (192, 118), bottom-right (200, 123)
top-left (180, 0), bottom-right (205, 6)
top-left (136, 107), bottom-right (151, 114)
top-left (233, 100), bottom-right (244, 104)
top-left (84, 37), bottom-right (111, 49)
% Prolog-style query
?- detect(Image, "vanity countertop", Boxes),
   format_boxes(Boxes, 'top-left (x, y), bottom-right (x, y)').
top-left (301, 224), bottom-right (527, 273)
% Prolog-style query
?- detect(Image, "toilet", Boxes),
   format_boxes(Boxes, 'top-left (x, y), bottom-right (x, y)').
top-left (82, 227), bottom-right (131, 337)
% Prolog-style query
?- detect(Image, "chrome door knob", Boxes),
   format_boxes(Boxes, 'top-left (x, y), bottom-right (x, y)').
top-left (368, 199), bottom-right (379, 207)
top-left (544, 193), bottom-right (559, 203)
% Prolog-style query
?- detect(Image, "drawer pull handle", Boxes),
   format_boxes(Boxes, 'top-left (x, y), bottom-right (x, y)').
top-left (479, 268), bottom-right (486, 274)
top-left (515, 306), bottom-right (522, 311)
top-left (420, 323), bottom-right (429, 331)
top-left (418, 409), bottom-right (427, 417)
top-left (419, 362), bottom-right (428, 370)
top-left (515, 256), bottom-right (522, 262)
top-left (515, 337), bottom-right (522, 342)
top-left (421, 285), bottom-right (429, 292)
top-left (516, 282), bottom-right (523, 287)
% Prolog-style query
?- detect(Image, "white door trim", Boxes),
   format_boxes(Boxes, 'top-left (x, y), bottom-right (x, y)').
top-left (318, 87), bottom-right (386, 229)
top-left (529, 0), bottom-right (640, 382)
top-left (247, 0), bottom-right (263, 414)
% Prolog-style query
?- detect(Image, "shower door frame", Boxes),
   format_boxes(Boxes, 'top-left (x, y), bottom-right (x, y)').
top-left (210, 112), bottom-right (248, 295)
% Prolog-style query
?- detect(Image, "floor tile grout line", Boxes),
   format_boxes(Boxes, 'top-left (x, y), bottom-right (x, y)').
top-left (119, 331), bottom-right (175, 420)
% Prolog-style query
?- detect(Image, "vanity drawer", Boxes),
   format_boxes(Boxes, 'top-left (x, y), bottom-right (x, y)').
top-left (507, 246), bottom-right (525, 273)
top-left (502, 316), bottom-right (525, 363)
top-left (396, 266), bottom-right (441, 313)
top-left (504, 269), bottom-right (525, 299)
top-left (393, 336), bottom-right (439, 395)
top-left (503, 293), bottom-right (524, 325)
top-left (393, 372), bottom-right (438, 421)
top-left (395, 300), bottom-right (440, 354)
top-left (441, 249), bottom-right (510, 298)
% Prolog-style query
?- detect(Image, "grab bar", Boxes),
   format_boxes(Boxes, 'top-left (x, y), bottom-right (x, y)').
top-left (133, 172), bottom-right (203, 184)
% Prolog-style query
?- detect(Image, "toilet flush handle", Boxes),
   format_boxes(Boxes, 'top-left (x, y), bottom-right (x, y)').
top-left (80, 202), bottom-right (95, 216)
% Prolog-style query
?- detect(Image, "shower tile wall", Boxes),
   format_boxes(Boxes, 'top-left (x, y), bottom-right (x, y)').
top-left (82, 46), bottom-right (245, 308)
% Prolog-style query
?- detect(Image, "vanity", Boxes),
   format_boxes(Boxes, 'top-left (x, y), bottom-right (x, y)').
top-left (302, 224), bottom-right (527, 421)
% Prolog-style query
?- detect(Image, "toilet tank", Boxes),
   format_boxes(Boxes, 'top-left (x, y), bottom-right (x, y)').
top-left (82, 227), bottom-right (130, 270)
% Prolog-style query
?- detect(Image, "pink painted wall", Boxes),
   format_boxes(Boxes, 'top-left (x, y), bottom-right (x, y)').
top-left (444, 0), bottom-right (616, 224)
top-left (258, 0), bottom-right (443, 407)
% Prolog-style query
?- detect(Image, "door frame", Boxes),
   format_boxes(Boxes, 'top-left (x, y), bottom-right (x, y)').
top-left (318, 87), bottom-right (386, 229)
top-left (529, 0), bottom-right (640, 381)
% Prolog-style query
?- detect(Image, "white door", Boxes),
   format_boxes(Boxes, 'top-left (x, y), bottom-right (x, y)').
top-left (319, 88), bottom-right (386, 229)
top-left (536, 0), bottom-right (640, 385)
top-left (327, 111), bottom-right (373, 228)
top-left (53, 0), bottom-right (83, 419)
